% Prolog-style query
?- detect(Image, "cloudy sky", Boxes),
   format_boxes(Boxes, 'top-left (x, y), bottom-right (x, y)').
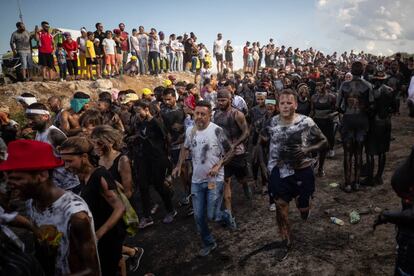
top-left (0, 0), bottom-right (412, 70)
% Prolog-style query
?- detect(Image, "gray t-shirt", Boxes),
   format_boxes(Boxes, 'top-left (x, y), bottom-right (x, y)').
top-left (184, 122), bottom-right (230, 183)
top-left (10, 30), bottom-right (31, 53)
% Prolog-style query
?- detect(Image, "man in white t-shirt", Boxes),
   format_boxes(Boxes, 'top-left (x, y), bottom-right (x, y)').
top-left (213, 33), bottom-right (224, 73)
top-left (172, 100), bottom-right (234, 257)
top-left (148, 28), bottom-right (159, 75)
top-left (137, 26), bottom-right (149, 74)
top-left (169, 34), bottom-right (178, 71)
top-left (102, 30), bottom-right (117, 76)
top-left (176, 36), bottom-right (185, 71)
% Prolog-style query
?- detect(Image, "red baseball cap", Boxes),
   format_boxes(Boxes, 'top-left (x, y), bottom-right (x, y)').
top-left (0, 140), bottom-right (64, 171)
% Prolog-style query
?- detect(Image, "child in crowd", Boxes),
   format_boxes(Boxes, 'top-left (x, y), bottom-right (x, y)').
top-left (124, 56), bottom-right (139, 76)
top-left (200, 61), bottom-right (212, 90)
top-left (102, 30), bottom-right (117, 77)
top-left (94, 38), bottom-right (103, 79)
top-left (202, 83), bottom-right (217, 109)
top-left (85, 31), bottom-right (97, 80)
top-left (55, 43), bottom-right (67, 81)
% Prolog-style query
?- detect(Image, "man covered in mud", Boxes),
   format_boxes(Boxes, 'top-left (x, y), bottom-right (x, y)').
top-left (213, 89), bottom-right (250, 230)
top-left (362, 67), bottom-right (395, 187)
top-left (60, 92), bottom-right (91, 136)
top-left (161, 87), bottom-right (193, 215)
top-left (336, 61), bottom-right (374, 192)
top-left (374, 146), bottom-right (414, 276)
top-left (172, 100), bottom-right (233, 257)
top-left (261, 89), bottom-right (327, 257)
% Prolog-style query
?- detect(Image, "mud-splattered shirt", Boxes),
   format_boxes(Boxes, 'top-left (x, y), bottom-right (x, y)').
top-left (26, 192), bottom-right (96, 276)
top-left (264, 114), bottom-right (325, 178)
top-left (184, 122), bottom-right (230, 183)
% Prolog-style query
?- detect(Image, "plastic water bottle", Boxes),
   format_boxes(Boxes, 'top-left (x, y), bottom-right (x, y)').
top-left (330, 217), bottom-right (345, 226)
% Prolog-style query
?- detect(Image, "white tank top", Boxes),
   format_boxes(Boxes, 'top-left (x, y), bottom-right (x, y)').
top-left (26, 192), bottom-right (99, 275)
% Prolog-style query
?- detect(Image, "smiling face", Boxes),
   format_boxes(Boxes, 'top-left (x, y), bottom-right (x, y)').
top-left (60, 150), bottom-right (86, 175)
top-left (6, 170), bottom-right (47, 200)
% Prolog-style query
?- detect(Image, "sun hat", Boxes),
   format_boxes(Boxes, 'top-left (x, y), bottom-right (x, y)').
top-left (141, 88), bottom-right (153, 96)
top-left (0, 140), bottom-right (64, 171)
top-left (121, 93), bottom-right (139, 104)
top-left (163, 79), bottom-right (172, 87)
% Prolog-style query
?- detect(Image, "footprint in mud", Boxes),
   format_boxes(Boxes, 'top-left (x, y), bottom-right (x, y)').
top-left (238, 241), bottom-right (288, 267)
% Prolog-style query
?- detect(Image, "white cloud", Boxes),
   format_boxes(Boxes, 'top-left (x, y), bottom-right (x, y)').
top-left (366, 41), bottom-right (375, 51)
top-left (318, 0), bottom-right (328, 7)
top-left (315, 0), bottom-right (414, 55)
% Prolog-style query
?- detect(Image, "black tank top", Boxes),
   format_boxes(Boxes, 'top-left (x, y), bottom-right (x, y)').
top-left (81, 167), bottom-right (123, 235)
top-left (108, 154), bottom-right (123, 184)
top-left (213, 108), bottom-right (242, 142)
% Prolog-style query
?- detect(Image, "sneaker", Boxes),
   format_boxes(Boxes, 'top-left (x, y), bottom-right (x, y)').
top-left (186, 207), bottom-right (194, 216)
top-left (178, 195), bottom-right (190, 207)
top-left (138, 217), bottom-right (154, 229)
top-left (162, 210), bottom-right (178, 224)
top-left (198, 242), bottom-right (217, 257)
top-left (127, 247), bottom-right (144, 272)
top-left (328, 150), bottom-right (335, 158)
top-left (352, 182), bottom-right (361, 191)
top-left (269, 203), bottom-right (276, 212)
top-left (150, 204), bottom-right (159, 215)
top-left (275, 239), bottom-right (290, 261)
top-left (223, 210), bottom-right (237, 230)
top-left (317, 169), bottom-right (326, 177)
top-left (341, 184), bottom-right (352, 193)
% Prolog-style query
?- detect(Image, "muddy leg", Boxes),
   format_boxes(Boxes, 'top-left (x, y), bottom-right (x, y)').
top-left (275, 199), bottom-right (291, 244)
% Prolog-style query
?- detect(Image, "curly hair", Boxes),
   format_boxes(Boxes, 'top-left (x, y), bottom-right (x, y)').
top-left (90, 125), bottom-right (124, 152)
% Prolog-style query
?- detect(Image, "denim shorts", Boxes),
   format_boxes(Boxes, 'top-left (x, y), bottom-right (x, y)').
top-left (18, 51), bottom-right (33, 70)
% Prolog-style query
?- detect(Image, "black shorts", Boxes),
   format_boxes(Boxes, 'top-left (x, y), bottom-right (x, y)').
top-left (224, 153), bottom-right (247, 179)
top-left (341, 114), bottom-right (369, 143)
top-left (215, 53), bottom-right (223, 62)
top-left (38, 52), bottom-right (54, 68)
top-left (86, 58), bottom-right (98, 65)
top-left (225, 53), bottom-right (233, 62)
top-left (269, 166), bottom-right (315, 209)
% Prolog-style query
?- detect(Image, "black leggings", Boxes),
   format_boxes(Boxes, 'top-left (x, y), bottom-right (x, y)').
top-left (137, 160), bottom-right (173, 218)
top-left (314, 118), bottom-right (335, 150)
top-left (67, 60), bottom-right (78, 76)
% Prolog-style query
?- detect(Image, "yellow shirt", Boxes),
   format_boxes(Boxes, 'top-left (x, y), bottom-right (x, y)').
top-left (86, 40), bottom-right (96, 58)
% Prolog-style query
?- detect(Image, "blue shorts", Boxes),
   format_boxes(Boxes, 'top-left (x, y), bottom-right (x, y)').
top-left (269, 166), bottom-right (315, 209)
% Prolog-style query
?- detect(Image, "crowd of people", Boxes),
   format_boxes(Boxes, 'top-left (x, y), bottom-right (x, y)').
top-left (9, 21), bottom-right (214, 82)
top-left (2, 20), bottom-right (414, 276)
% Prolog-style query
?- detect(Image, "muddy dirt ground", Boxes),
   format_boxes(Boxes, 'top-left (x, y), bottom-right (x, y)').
top-left (129, 105), bottom-right (413, 276)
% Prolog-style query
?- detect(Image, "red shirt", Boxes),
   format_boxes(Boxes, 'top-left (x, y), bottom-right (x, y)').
top-left (38, 31), bottom-right (54, 54)
top-left (120, 31), bottom-right (129, 51)
top-left (62, 39), bottom-right (78, 60)
top-left (243, 46), bottom-right (249, 58)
